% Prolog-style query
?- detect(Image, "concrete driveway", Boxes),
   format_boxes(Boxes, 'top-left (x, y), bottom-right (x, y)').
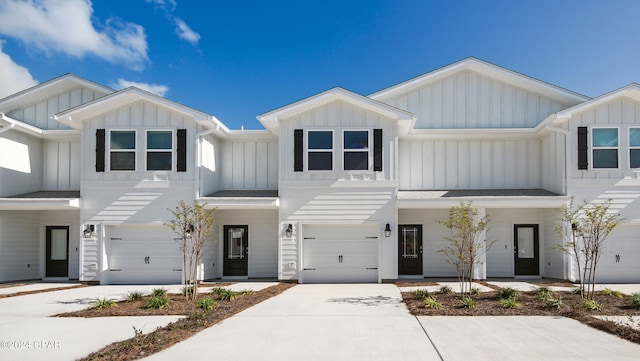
top-left (146, 283), bottom-right (640, 361)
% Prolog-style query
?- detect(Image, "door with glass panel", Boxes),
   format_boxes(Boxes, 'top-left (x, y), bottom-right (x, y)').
top-left (398, 225), bottom-right (423, 275)
top-left (46, 226), bottom-right (69, 277)
top-left (223, 225), bottom-right (248, 276)
top-left (514, 225), bottom-right (539, 276)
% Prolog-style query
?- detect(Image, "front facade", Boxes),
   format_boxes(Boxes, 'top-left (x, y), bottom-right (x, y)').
top-left (2, 58), bottom-right (640, 284)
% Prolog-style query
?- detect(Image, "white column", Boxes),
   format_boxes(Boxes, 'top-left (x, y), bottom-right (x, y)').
top-left (474, 206), bottom-right (487, 280)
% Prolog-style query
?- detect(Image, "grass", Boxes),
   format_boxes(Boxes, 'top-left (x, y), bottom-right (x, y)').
top-left (499, 297), bottom-right (520, 309)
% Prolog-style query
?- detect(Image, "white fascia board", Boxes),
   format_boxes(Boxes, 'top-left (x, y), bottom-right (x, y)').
top-left (398, 196), bottom-right (570, 209)
top-left (555, 83), bottom-right (640, 120)
top-left (197, 197), bottom-right (279, 210)
top-left (223, 129), bottom-right (277, 141)
top-left (405, 127), bottom-right (538, 140)
top-left (1, 113), bottom-right (79, 139)
top-left (0, 198), bottom-right (80, 210)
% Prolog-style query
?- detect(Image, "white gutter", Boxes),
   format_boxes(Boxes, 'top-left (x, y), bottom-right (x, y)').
top-left (545, 121), bottom-right (571, 196)
top-left (0, 113), bottom-right (17, 134)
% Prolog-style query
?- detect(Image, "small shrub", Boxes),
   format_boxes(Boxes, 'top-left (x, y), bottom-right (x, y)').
top-left (460, 297), bottom-right (477, 309)
top-left (145, 295), bottom-right (169, 309)
top-left (152, 288), bottom-right (168, 297)
top-left (498, 297), bottom-right (520, 309)
top-left (217, 289), bottom-right (238, 301)
top-left (92, 297), bottom-right (117, 309)
top-left (535, 286), bottom-right (551, 300)
top-left (414, 289), bottom-right (432, 299)
top-left (210, 287), bottom-right (226, 295)
top-left (238, 289), bottom-right (255, 295)
top-left (182, 285), bottom-right (195, 297)
top-left (572, 287), bottom-right (582, 295)
top-left (471, 287), bottom-right (480, 296)
top-left (545, 295), bottom-right (563, 309)
top-left (631, 293), bottom-right (640, 309)
top-left (197, 297), bottom-right (218, 311)
top-left (601, 288), bottom-right (624, 298)
top-left (583, 299), bottom-right (602, 311)
top-left (423, 297), bottom-right (442, 309)
top-left (127, 291), bottom-right (144, 301)
top-left (498, 287), bottom-right (518, 300)
top-left (439, 285), bottom-right (453, 294)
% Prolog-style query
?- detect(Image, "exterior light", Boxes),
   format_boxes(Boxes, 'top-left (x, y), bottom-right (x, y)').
top-left (384, 223), bottom-right (392, 237)
top-left (285, 224), bottom-right (293, 238)
top-left (185, 224), bottom-right (194, 238)
top-left (83, 224), bottom-right (95, 238)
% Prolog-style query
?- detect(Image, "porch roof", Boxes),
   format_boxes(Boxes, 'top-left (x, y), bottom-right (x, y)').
top-left (397, 189), bottom-right (569, 209)
top-left (198, 190), bottom-right (279, 210)
top-left (0, 191), bottom-right (81, 210)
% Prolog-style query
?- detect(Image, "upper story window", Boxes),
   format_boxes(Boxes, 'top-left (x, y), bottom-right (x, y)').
top-left (592, 128), bottom-right (618, 169)
top-left (631, 128), bottom-right (640, 168)
top-left (109, 130), bottom-right (136, 171)
top-left (146, 130), bottom-right (173, 171)
top-left (343, 130), bottom-right (369, 170)
top-left (307, 130), bottom-right (333, 171)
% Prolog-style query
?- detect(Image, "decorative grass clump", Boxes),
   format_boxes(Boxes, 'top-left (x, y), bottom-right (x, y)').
top-left (197, 297), bottom-right (218, 311)
top-left (145, 295), bottom-right (169, 309)
top-left (92, 297), bottom-right (117, 309)
top-left (439, 285), bottom-right (453, 294)
top-left (127, 291), bottom-right (144, 301)
top-left (498, 287), bottom-right (519, 300)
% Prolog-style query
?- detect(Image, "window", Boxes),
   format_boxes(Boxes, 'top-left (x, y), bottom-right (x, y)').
top-left (630, 128), bottom-right (640, 168)
top-left (109, 130), bottom-right (136, 170)
top-left (343, 130), bottom-right (369, 170)
top-left (592, 128), bottom-right (618, 169)
top-left (307, 131), bottom-right (333, 171)
top-left (147, 130), bottom-right (173, 171)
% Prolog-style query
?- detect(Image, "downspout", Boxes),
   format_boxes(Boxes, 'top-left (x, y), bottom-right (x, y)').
top-left (0, 113), bottom-right (17, 134)
top-left (195, 124), bottom-right (220, 199)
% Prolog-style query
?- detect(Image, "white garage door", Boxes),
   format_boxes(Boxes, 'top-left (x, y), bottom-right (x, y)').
top-left (106, 225), bottom-right (182, 284)
top-left (301, 224), bottom-right (379, 283)
top-left (594, 226), bottom-right (640, 283)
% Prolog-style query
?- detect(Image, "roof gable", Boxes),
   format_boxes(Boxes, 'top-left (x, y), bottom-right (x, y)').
top-left (554, 83), bottom-right (640, 121)
top-left (369, 57), bottom-right (589, 106)
top-left (258, 87), bottom-right (415, 134)
top-left (0, 74), bottom-right (114, 114)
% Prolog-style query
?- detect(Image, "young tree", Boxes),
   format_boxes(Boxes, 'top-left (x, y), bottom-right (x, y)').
top-left (556, 198), bottom-right (622, 300)
top-left (165, 201), bottom-right (216, 300)
top-left (438, 201), bottom-right (494, 299)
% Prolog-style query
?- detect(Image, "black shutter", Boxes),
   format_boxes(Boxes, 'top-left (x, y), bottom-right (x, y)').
top-left (373, 129), bottom-right (383, 171)
top-left (578, 126), bottom-right (588, 170)
top-left (177, 129), bottom-right (187, 172)
top-left (294, 129), bottom-right (303, 172)
top-left (96, 129), bottom-right (105, 172)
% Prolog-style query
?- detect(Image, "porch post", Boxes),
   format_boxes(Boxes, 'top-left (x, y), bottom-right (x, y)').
top-left (474, 206), bottom-right (487, 280)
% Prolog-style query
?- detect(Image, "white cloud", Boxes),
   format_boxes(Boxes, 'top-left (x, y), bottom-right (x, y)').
top-left (0, 42), bottom-right (38, 98)
top-left (174, 18), bottom-right (200, 46)
top-left (112, 79), bottom-right (169, 97)
top-left (0, 0), bottom-right (148, 70)
top-left (147, 0), bottom-right (200, 46)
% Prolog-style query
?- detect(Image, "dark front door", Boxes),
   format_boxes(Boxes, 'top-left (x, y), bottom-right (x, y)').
top-left (46, 226), bottom-right (69, 277)
top-left (223, 225), bottom-right (248, 276)
top-left (398, 225), bottom-right (423, 275)
top-left (514, 224), bottom-right (539, 276)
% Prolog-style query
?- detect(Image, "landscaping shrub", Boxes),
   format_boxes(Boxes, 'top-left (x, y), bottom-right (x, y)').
top-left (460, 297), bottom-right (477, 309)
top-left (414, 289), bottom-right (432, 299)
top-left (498, 287), bottom-right (518, 300)
top-left (152, 288), bottom-right (168, 297)
top-left (535, 286), bottom-right (551, 300)
top-left (583, 299), bottom-right (602, 311)
top-left (498, 297), bottom-right (520, 309)
top-left (439, 285), bottom-right (453, 294)
top-left (145, 295), bottom-right (169, 309)
top-left (182, 285), bottom-right (195, 297)
top-left (127, 291), bottom-right (144, 301)
top-left (92, 297), bottom-right (117, 309)
top-left (631, 293), bottom-right (640, 309)
top-left (197, 297), bottom-right (217, 311)
top-left (601, 288), bottom-right (624, 298)
top-left (424, 297), bottom-right (442, 309)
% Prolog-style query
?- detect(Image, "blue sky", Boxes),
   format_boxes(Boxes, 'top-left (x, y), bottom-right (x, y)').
top-left (1, 0), bottom-right (639, 130)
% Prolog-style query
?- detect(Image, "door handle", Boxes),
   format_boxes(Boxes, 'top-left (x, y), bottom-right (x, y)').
top-left (144, 256), bottom-right (150, 264)
top-left (338, 255), bottom-right (343, 263)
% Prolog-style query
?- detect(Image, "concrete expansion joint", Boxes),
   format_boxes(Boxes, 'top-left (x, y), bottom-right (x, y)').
top-left (415, 315), bottom-right (445, 361)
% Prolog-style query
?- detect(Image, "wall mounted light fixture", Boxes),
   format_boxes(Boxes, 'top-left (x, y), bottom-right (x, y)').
top-left (384, 223), bottom-right (392, 237)
top-left (285, 224), bottom-right (293, 238)
top-left (83, 224), bottom-right (95, 238)
top-left (185, 223), bottom-right (194, 238)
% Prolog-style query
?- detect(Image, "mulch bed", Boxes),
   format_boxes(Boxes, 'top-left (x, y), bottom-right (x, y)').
top-left (394, 281), bottom-right (439, 287)
top-left (402, 289), bottom-right (640, 344)
top-left (64, 283), bottom-right (295, 361)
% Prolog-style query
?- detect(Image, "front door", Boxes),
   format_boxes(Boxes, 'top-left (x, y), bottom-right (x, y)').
top-left (46, 226), bottom-right (69, 277)
top-left (398, 225), bottom-right (423, 275)
top-left (514, 224), bottom-right (539, 276)
top-left (223, 225), bottom-right (248, 276)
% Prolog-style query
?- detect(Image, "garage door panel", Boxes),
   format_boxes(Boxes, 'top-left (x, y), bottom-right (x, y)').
top-left (590, 227), bottom-right (640, 283)
top-left (303, 268), bottom-right (378, 283)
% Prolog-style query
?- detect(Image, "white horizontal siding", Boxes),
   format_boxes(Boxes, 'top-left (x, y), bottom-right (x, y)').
top-left (377, 70), bottom-right (568, 129)
top-left (398, 139), bottom-right (542, 189)
top-left (8, 86), bottom-right (104, 130)
top-left (219, 139), bottom-right (278, 190)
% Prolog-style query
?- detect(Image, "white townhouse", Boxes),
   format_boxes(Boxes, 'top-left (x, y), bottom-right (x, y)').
top-left (1, 58), bottom-right (639, 284)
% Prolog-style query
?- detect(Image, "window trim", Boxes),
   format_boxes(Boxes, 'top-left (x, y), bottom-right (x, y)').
top-left (630, 127), bottom-right (640, 169)
top-left (342, 129), bottom-right (371, 171)
top-left (305, 129), bottom-right (334, 172)
top-left (108, 129), bottom-right (137, 171)
top-left (145, 129), bottom-right (175, 172)
top-left (591, 126), bottom-right (620, 170)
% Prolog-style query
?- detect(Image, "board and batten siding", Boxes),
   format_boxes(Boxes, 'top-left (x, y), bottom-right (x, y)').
top-left (0, 131), bottom-right (43, 196)
top-left (219, 139), bottom-right (278, 190)
top-left (570, 97), bottom-right (640, 180)
top-left (211, 210), bottom-right (278, 278)
top-left (82, 100), bottom-right (199, 182)
top-left (278, 100), bottom-right (397, 182)
top-left (199, 134), bottom-right (220, 196)
top-left (398, 138), bottom-right (541, 190)
top-left (541, 131), bottom-right (565, 195)
top-left (375, 70), bottom-right (569, 129)
top-left (43, 140), bottom-right (81, 190)
top-left (7, 86), bottom-right (107, 130)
